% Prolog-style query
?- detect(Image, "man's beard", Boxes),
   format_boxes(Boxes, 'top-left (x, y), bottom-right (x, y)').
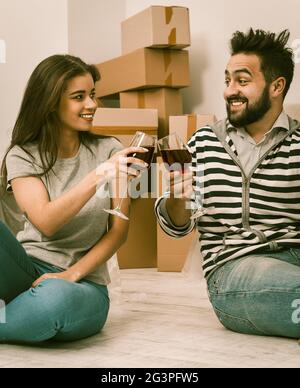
top-left (226, 85), bottom-right (271, 127)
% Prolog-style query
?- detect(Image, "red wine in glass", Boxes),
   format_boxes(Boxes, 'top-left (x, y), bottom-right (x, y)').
top-left (160, 149), bottom-right (192, 172)
top-left (102, 131), bottom-right (156, 221)
top-left (128, 146), bottom-right (155, 169)
top-left (158, 133), bottom-right (211, 220)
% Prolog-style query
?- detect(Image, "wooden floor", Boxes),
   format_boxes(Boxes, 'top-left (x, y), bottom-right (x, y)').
top-left (0, 268), bottom-right (300, 368)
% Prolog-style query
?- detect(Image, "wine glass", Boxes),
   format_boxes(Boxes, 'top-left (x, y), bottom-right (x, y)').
top-left (157, 133), bottom-right (205, 220)
top-left (158, 133), bottom-right (192, 171)
top-left (103, 131), bottom-right (156, 220)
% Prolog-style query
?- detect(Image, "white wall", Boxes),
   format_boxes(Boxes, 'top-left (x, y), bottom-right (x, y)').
top-left (0, 0), bottom-right (68, 159)
top-left (126, 0), bottom-right (300, 119)
top-left (68, 0), bottom-right (126, 64)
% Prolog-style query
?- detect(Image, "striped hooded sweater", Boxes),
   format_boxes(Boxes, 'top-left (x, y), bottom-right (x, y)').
top-left (155, 116), bottom-right (300, 279)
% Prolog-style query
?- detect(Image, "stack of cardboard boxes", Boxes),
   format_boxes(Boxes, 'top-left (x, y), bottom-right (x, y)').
top-left (95, 5), bottom-right (191, 138)
top-left (91, 6), bottom-right (216, 272)
top-left (91, 106), bottom-right (159, 270)
top-left (119, 6), bottom-right (190, 139)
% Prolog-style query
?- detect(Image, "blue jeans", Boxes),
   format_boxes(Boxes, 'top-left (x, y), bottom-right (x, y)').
top-left (0, 221), bottom-right (109, 343)
top-left (207, 249), bottom-right (300, 338)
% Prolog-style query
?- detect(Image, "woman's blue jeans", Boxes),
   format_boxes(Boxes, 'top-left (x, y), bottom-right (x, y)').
top-left (207, 248), bottom-right (300, 338)
top-left (0, 221), bottom-right (109, 343)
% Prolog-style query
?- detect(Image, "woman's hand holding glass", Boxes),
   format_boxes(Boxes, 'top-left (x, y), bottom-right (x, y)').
top-left (95, 147), bottom-right (149, 185)
top-left (97, 131), bottom-right (156, 220)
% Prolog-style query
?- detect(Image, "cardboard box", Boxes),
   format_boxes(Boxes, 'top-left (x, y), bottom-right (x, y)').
top-left (120, 88), bottom-right (183, 138)
top-left (95, 48), bottom-right (190, 98)
top-left (169, 114), bottom-right (217, 143)
top-left (122, 6), bottom-right (191, 54)
top-left (117, 198), bottom-right (157, 269)
top-left (154, 156), bottom-right (167, 198)
top-left (91, 107), bottom-right (158, 145)
top-left (91, 107), bottom-right (158, 193)
top-left (157, 223), bottom-right (196, 272)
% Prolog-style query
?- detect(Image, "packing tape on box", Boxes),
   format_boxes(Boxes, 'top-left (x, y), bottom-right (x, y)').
top-left (165, 7), bottom-right (174, 24)
top-left (168, 28), bottom-right (177, 45)
top-left (165, 7), bottom-right (177, 45)
top-left (188, 115), bottom-right (198, 137)
top-left (137, 92), bottom-right (146, 109)
top-left (163, 51), bottom-right (173, 86)
top-left (165, 73), bottom-right (173, 87)
top-left (164, 50), bottom-right (172, 71)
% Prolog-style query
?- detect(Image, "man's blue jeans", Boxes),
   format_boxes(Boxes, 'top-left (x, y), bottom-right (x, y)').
top-left (207, 249), bottom-right (300, 338)
top-left (0, 221), bottom-right (109, 343)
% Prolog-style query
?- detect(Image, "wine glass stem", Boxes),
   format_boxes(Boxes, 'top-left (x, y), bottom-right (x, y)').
top-left (116, 186), bottom-right (128, 211)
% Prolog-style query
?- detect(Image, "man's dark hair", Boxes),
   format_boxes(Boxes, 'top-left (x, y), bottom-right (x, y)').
top-left (230, 29), bottom-right (294, 98)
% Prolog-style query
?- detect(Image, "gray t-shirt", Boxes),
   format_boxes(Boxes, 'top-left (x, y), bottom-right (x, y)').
top-left (6, 137), bottom-right (123, 285)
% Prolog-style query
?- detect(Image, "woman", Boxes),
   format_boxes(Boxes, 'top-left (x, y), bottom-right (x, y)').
top-left (0, 54), bottom-right (148, 343)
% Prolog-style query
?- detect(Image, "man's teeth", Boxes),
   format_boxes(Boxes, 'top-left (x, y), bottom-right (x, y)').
top-left (231, 101), bottom-right (245, 106)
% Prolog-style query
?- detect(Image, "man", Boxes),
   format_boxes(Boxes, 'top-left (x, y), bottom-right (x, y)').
top-left (155, 29), bottom-right (300, 339)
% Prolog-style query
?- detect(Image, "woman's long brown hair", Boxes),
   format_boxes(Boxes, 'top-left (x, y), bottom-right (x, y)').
top-left (0, 54), bottom-right (103, 194)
